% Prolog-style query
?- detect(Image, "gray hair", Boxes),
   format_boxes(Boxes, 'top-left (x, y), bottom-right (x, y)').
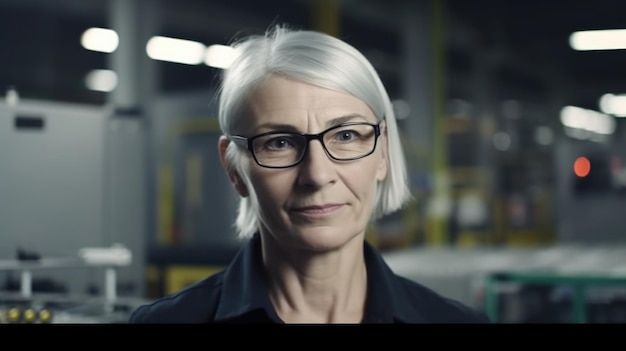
top-left (218, 25), bottom-right (413, 240)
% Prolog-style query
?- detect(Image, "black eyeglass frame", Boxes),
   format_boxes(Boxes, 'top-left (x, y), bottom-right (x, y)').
top-left (228, 121), bottom-right (384, 169)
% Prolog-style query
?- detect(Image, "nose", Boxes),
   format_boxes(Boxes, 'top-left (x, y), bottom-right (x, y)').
top-left (296, 139), bottom-right (337, 188)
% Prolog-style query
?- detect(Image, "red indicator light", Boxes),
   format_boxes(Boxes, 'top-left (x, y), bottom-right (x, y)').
top-left (574, 157), bottom-right (591, 178)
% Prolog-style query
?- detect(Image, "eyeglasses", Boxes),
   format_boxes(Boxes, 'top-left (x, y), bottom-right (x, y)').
top-left (229, 121), bottom-right (383, 169)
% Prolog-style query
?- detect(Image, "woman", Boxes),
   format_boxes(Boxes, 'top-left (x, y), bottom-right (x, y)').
top-left (130, 25), bottom-right (489, 323)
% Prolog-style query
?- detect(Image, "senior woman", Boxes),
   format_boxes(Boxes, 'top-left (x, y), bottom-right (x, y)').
top-left (129, 25), bottom-right (489, 324)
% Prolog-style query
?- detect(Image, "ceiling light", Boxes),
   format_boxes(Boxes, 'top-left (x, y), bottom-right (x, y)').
top-left (146, 36), bottom-right (206, 65)
top-left (569, 29), bottom-right (626, 51)
top-left (204, 44), bottom-right (240, 69)
top-left (85, 69), bottom-right (118, 92)
top-left (599, 93), bottom-right (626, 117)
top-left (81, 28), bottom-right (119, 53)
top-left (560, 105), bottom-right (616, 135)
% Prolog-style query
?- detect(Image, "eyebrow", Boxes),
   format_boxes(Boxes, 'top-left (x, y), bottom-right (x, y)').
top-left (326, 114), bottom-right (369, 127)
top-left (254, 114), bottom-right (370, 133)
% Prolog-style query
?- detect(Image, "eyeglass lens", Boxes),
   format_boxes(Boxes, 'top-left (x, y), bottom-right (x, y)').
top-left (252, 124), bottom-right (377, 167)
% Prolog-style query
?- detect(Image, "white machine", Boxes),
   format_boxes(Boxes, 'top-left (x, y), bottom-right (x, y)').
top-left (0, 95), bottom-right (148, 322)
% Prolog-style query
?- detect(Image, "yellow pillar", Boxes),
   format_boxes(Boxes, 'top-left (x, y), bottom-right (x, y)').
top-left (427, 0), bottom-right (449, 246)
top-left (309, 0), bottom-right (341, 37)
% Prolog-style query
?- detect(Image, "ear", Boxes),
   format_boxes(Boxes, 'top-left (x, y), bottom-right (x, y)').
top-left (218, 135), bottom-right (249, 197)
top-left (376, 126), bottom-right (388, 182)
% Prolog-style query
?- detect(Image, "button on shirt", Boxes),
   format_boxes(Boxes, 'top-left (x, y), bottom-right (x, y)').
top-left (129, 234), bottom-right (490, 323)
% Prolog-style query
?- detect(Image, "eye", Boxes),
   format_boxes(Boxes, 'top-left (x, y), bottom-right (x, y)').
top-left (334, 130), bottom-right (359, 142)
top-left (265, 136), bottom-right (293, 150)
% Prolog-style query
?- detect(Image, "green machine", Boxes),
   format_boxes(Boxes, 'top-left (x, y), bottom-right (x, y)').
top-left (484, 271), bottom-right (626, 323)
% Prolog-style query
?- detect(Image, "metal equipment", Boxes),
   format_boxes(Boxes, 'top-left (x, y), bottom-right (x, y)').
top-left (0, 245), bottom-right (148, 324)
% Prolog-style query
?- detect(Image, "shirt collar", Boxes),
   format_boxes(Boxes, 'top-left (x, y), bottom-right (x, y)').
top-left (214, 234), bottom-right (280, 322)
top-left (362, 241), bottom-right (428, 323)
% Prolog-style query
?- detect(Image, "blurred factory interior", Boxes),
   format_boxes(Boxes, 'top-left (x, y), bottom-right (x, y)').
top-left (1, 0), bottom-right (626, 323)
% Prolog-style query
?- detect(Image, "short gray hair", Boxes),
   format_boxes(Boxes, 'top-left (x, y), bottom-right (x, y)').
top-left (218, 25), bottom-right (412, 240)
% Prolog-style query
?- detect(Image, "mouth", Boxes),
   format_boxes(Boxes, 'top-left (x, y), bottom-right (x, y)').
top-left (291, 204), bottom-right (344, 216)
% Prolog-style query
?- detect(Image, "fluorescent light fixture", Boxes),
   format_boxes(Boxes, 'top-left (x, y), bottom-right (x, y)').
top-left (85, 69), bottom-right (118, 92)
top-left (569, 29), bottom-right (626, 51)
top-left (146, 36), bottom-right (205, 65)
top-left (204, 44), bottom-right (240, 69)
top-left (560, 105), bottom-right (616, 135)
top-left (599, 93), bottom-right (626, 117)
top-left (81, 28), bottom-right (119, 53)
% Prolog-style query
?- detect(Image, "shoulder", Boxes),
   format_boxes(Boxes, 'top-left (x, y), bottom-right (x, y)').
top-left (395, 275), bottom-right (491, 323)
top-left (128, 271), bottom-right (225, 323)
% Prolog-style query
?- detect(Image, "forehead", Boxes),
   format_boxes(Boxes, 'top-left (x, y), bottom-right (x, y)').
top-left (242, 76), bottom-right (375, 128)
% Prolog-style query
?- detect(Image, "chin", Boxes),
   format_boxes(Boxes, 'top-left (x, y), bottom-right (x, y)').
top-left (288, 225), bottom-right (363, 253)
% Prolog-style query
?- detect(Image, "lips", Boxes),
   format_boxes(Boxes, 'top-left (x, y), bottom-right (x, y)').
top-left (292, 204), bottom-right (343, 214)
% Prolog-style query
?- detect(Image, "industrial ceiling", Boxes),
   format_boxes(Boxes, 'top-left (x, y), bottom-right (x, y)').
top-left (0, 0), bottom-right (624, 116)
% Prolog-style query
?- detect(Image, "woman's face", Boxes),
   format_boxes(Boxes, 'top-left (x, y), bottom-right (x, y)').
top-left (237, 76), bottom-right (387, 252)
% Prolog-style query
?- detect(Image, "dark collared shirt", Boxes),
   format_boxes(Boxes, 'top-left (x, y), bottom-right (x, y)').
top-left (129, 234), bottom-right (490, 323)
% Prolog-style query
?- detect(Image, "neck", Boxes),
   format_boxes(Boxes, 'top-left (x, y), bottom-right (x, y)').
top-left (260, 232), bottom-right (368, 323)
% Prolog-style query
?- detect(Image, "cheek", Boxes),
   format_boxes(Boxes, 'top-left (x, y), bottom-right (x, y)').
top-left (249, 169), bottom-right (294, 207)
top-left (343, 158), bottom-right (382, 200)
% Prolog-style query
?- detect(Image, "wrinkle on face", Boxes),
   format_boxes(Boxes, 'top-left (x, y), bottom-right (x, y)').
top-left (242, 75), bottom-right (387, 253)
